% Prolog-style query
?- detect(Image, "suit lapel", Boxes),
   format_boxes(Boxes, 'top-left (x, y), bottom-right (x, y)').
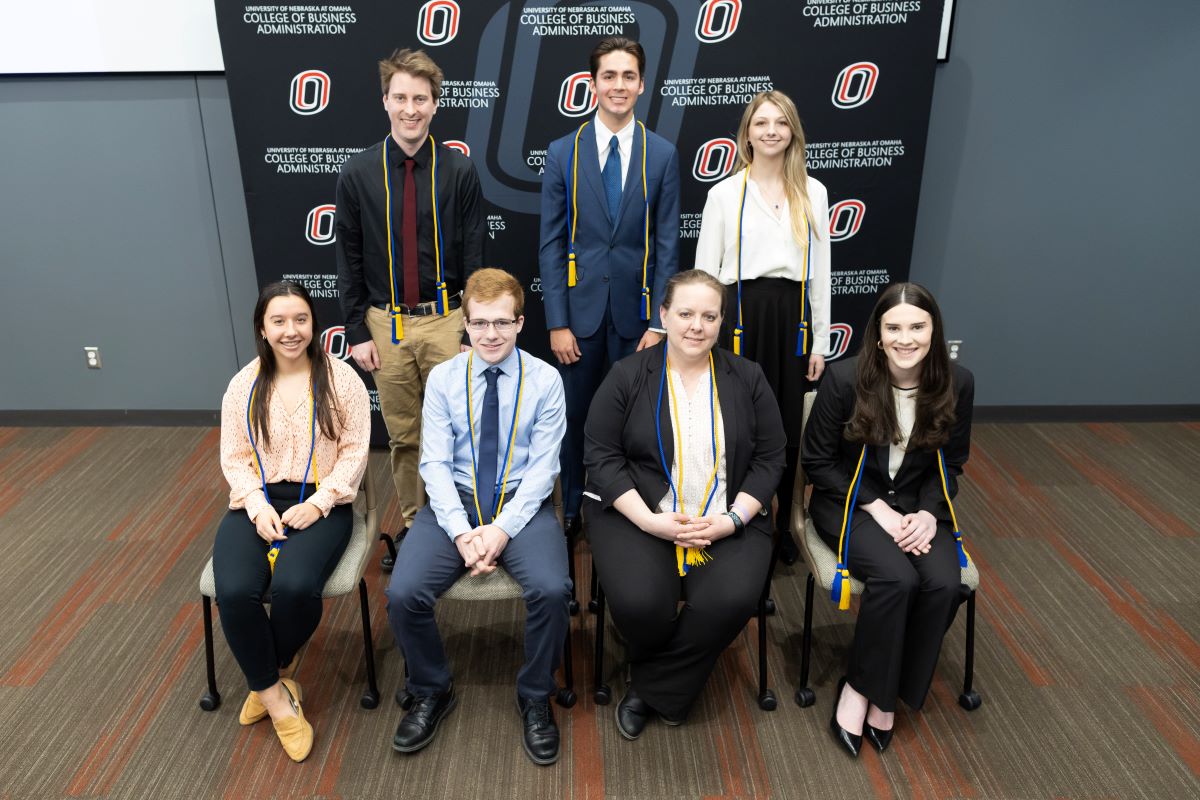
top-left (644, 344), bottom-right (673, 479)
top-left (715, 352), bottom-right (739, 499)
top-left (874, 443), bottom-right (892, 486)
top-left (575, 124), bottom-right (611, 226)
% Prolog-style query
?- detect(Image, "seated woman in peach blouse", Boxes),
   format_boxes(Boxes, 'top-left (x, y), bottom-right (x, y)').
top-left (214, 281), bottom-right (370, 762)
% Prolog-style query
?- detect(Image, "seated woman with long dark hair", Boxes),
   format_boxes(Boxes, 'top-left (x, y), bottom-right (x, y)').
top-left (802, 282), bottom-right (974, 757)
top-left (583, 269), bottom-right (786, 739)
top-left (214, 281), bottom-right (370, 761)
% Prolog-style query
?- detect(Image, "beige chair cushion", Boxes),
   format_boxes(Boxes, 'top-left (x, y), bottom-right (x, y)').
top-left (442, 567), bottom-right (524, 602)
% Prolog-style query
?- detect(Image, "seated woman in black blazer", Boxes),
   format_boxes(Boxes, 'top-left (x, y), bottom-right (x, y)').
top-left (802, 282), bottom-right (974, 757)
top-left (583, 269), bottom-right (786, 739)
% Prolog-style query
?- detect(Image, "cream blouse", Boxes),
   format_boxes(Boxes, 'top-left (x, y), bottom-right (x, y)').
top-left (656, 368), bottom-right (728, 516)
top-left (220, 356), bottom-right (371, 522)
top-left (889, 386), bottom-right (919, 479)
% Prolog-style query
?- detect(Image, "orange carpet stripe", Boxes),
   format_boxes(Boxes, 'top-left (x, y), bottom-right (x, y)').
top-left (731, 626), bottom-right (771, 798)
top-left (0, 428), bottom-right (21, 449)
top-left (1084, 422), bottom-right (1134, 445)
top-left (862, 750), bottom-right (897, 800)
top-left (964, 551), bottom-right (1054, 687)
top-left (907, 698), bottom-right (977, 799)
top-left (568, 547), bottom-right (605, 800)
top-left (1126, 685), bottom-right (1200, 778)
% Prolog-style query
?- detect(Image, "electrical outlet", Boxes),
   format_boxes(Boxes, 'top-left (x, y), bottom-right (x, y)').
top-left (85, 346), bottom-right (102, 369)
top-left (947, 339), bottom-right (963, 362)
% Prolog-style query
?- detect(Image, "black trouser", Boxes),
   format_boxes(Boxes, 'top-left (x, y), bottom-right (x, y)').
top-left (586, 498), bottom-right (773, 719)
top-left (818, 510), bottom-right (961, 712)
top-left (212, 482), bottom-right (352, 692)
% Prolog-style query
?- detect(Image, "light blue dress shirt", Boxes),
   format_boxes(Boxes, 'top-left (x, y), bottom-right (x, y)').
top-left (420, 346), bottom-right (566, 539)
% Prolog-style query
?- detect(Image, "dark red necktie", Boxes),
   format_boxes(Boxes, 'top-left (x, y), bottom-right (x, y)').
top-left (402, 157), bottom-right (419, 308)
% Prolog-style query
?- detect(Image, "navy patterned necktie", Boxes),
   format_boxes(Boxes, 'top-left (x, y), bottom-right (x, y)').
top-left (602, 134), bottom-right (621, 223)
top-left (477, 366), bottom-right (501, 523)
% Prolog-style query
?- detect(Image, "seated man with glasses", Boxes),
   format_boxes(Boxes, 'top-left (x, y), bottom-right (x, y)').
top-left (385, 268), bottom-right (572, 765)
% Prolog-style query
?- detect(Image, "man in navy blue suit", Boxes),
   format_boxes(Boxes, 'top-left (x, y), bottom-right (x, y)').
top-left (538, 36), bottom-right (681, 530)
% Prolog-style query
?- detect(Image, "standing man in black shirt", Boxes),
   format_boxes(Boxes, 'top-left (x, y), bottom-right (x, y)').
top-left (337, 48), bottom-right (485, 531)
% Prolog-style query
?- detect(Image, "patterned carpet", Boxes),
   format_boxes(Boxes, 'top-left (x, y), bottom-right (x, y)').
top-left (0, 423), bottom-right (1196, 799)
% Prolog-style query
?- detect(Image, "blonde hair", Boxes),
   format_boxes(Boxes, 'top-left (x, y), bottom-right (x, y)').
top-left (378, 48), bottom-right (444, 101)
top-left (464, 268), bottom-right (525, 318)
top-left (734, 90), bottom-right (822, 245)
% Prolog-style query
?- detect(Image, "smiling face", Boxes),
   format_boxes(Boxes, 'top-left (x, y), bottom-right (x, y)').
top-left (591, 50), bottom-right (644, 129)
top-left (747, 100), bottom-right (792, 160)
top-left (661, 282), bottom-right (724, 362)
top-left (259, 294), bottom-right (314, 366)
top-left (879, 302), bottom-right (934, 383)
top-left (465, 294), bottom-right (524, 365)
top-left (383, 70), bottom-right (437, 152)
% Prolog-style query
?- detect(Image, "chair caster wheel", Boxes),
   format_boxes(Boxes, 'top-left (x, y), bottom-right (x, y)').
top-left (199, 691), bottom-right (221, 712)
top-left (556, 689), bottom-right (577, 708)
top-left (764, 598), bottom-right (777, 616)
top-left (568, 599), bottom-right (580, 616)
top-left (794, 687), bottom-right (816, 708)
top-left (381, 555), bottom-right (395, 572)
top-left (396, 689), bottom-right (414, 709)
top-left (758, 690), bottom-right (777, 711)
top-left (594, 685), bottom-right (612, 705)
top-left (587, 599), bottom-right (600, 614)
top-left (361, 689), bottom-right (380, 709)
top-left (958, 691), bottom-right (982, 711)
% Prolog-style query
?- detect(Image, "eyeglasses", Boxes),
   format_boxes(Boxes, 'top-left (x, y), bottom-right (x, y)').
top-left (465, 318), bottom-right (518, 332)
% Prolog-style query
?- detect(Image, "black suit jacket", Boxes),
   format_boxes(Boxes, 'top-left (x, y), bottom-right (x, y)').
top-left (583, 343), bottom-right (786, 537)
top-left (802, 357), bottom-right (974, 540)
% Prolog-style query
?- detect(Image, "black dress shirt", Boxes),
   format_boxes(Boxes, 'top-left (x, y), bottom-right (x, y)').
top-left (335, 135), bottom-right (485, 345)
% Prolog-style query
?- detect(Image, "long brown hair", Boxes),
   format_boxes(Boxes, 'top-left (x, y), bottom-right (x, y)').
top-left (845, 283), bottom-right (957, 450)
top-left (251, 281), bottom-right (341, 450)
top-left (734, 90), bottom-right (822, 248)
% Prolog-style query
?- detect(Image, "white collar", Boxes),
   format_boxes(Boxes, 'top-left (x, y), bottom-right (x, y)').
top-left (594, 114), bottom-right (636, 156)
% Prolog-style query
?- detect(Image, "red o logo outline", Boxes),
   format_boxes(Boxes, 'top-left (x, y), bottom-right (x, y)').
top-left (290, 70), bottom-right (330, 115)
top-left (306, 204), bottom-right (337, 246)
top-left (320, 326), bottom-right (351, 361)
top-left (692, 137), bottom-right (737, 182)
top-left (443, 140), bottom-right (470, 157)
top-left (696, 0), bottom-right (742, 44)
top-left (417, 0), bottom-right (460, 46)
top-left (828, 199), bottom-right (865, 242)
top-left (832, 62), bottom-right (879, 109)
top-left (558, 71), bottom-right (597, 118)
top-left (827, 323), bottom-right (853, 360)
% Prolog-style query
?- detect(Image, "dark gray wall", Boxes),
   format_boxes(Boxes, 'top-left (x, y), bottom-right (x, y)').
top-left (910, 0), bottom-right (1200, 405)
top-left (2, 1), bottom-right (1197, 411)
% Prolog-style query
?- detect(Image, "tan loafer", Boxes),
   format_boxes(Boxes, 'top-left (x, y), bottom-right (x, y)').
top-left (239, 678), bottom-right (302, 726)
top-left (272, 682), bottom-right (313, 762)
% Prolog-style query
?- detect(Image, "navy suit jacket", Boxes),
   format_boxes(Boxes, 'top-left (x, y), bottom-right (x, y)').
top-left (539, 121), bottom-right (681, 340)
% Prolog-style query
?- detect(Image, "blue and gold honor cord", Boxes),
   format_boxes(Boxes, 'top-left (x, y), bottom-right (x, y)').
top-left (566, 121), bottom-right (652, 320)
top-left (465, 350), bottom-right (524, 525)
top-left (655, 349), bottom-right (721, 576)
top-left (831, 445), bottom-right (970, 610)
top-left (246, 373), bottom-right (319, 574)
top-left (382, 134), bottom-right (449, 343)
top-left (733, 168), bottom-right (812, 357)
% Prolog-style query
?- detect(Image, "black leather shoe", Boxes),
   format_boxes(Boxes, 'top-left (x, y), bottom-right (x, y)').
top-left (829, 677), bottom-right (862, 758)
top-left (865, 723), bottom-right (893, 752)
top-left (392, 685), bottom-right (457, 753)
top-left (658, 710), bottom-right (685, 727)
top-left (616, 688), bottom-right (650, 740)
top-left (517, 696), bottom-right (560, 765)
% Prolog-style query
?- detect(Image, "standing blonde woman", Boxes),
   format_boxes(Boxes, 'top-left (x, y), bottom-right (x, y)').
top-left (696, 90), bottom-right (831, 560)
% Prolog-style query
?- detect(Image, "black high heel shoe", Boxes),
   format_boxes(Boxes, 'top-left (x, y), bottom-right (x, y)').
top-left (829, 676), bottom-right (862, 758)
top-left (864, 723), bottom-right (893, 753)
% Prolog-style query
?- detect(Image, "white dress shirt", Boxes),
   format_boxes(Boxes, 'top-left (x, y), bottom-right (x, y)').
top-left (593, 114), bottom-right (636, 191)
top-left (889, 386), bottom-right (919, 479)
top-left (695, 169), bottom-right (832, 356)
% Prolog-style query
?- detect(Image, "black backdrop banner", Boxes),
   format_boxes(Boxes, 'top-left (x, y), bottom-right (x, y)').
top-left (216, 0), bottom-right (944, 443)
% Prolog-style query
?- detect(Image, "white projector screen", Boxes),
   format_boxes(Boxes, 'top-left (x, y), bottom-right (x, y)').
top-left (0, 1), bottom-right (224, 74)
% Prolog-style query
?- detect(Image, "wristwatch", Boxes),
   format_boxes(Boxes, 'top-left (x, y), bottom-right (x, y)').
top-left (723, 510), bottom-right (745, 535)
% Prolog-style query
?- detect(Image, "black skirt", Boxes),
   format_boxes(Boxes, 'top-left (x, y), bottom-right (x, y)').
top-left (720, 277), bottom-right (813, 446)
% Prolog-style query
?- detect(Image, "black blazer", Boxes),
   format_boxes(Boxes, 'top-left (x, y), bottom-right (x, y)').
top-left (802, 357), bottom-right (974, 541)
top-left (583, 343), bottom-right (786, 537)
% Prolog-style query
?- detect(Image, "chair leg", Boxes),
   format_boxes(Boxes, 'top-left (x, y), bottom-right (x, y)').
top-left (380, 532), bottom-right (398, 572)
top-left (556, 615), bottom-right (577, 708)
top-left (199, 595), bottom-right (221, 711)
top-left (592, 581), bottom-right (611, 705)
top-left (756, 533), bottom-right (781, 710)
top-left (587, 566), bottom-right (600, 614)
top-left (959, 588), bottom-right (982, 711)
top-left (794, 573), bottom-right (816, 707)
top-left (565, 521), bottom-right (580, 616)
top-left (357, 578), bottom-right (381, 709)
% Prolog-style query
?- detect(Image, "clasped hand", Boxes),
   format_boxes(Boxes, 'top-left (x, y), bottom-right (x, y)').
top-left (868, 502), bottom-right (937, 554)
top-left (253, 502), bottom-right (321, 543)
top-left (645, 511), bottom-right (736, 547)
top-left (455, 524), bottom-right (509, 576)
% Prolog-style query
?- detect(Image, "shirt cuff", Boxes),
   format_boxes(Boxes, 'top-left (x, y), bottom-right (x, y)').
top-left (648, 327), bottom-right (665, 334)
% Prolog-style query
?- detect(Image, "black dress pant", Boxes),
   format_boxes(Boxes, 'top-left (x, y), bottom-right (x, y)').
top-left (212, 482), bottom-right (352, 691)
top-left (586, 498), bottom-right (773, 719)
top-left (817, 509), bottom-right (961, 712)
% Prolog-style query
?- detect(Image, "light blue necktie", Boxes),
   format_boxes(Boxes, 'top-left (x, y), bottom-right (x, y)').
top-left (602, 134), bottom-right (621, 224)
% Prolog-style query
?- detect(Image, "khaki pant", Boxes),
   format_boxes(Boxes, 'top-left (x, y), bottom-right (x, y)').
top-left (365, 305), bottom-right (464, 528)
